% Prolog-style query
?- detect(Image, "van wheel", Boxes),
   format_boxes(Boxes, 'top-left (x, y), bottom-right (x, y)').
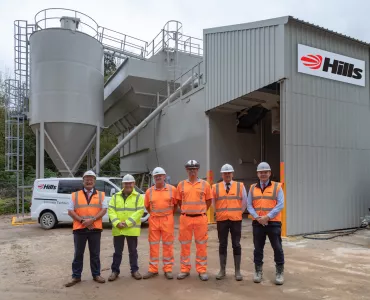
top-left (40, 212), bottom-right (57, 229)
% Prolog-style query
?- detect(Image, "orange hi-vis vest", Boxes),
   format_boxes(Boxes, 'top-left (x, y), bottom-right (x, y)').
top-left (214, 181), bottom-right (244, 221)
top-left (249, 181), bottom-right (282, 222)
top-left (148, 184), bottom-right (175, 216)
top-left (179, 180), bottom-right (208, 215)
top-left (72, 189), bottom-right (105, 230)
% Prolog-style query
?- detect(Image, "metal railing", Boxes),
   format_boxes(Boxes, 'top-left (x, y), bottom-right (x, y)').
top-left (34, 9), bottom-right (203, 64)
top-left (146, 20), bottom-right (203, 58)
top-left (97, 27), bottom-right (147, 61)
top-left (165, 60), bottom-right (204, 103)
top-left (34, 8), bottom-right (99, 38)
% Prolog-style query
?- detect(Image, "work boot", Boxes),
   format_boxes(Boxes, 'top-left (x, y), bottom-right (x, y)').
top-left (93, 275), bottom-right (106, 283)
top-left (216, 254), bottom-right (227, 280)
top-left (64, 277), bottom-right (81, 287)
top-left (108, 272), bottom-right (119, 281)
top-left (234, 254), bottom-right (243, 281)
top-left (177, 272), bottom-right (190, 280)
top-left (164, 272), bottom-right (173, 279)
top-left (199, 273), bottom-right (209, 281)
top-left (275, 264), bottom-right (284, 285)
top-left (253, 264), bottom-right (263, 283)
top-left (143, 271), bottom-right (158, 279)
top-left (131, 271), bottom-right (142, 280)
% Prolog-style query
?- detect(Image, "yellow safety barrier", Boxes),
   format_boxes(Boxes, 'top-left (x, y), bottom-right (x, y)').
top-left (280, 161), bottom-right (287, 237)
top-left (206, 170), bottom-right (216, 224)
top-left (11, 216), bottom-right (36, 226)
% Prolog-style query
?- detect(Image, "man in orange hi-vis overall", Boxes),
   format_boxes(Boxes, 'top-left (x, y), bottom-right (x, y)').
top-left (143, 167), bottom-right (177, 280)
top-left (176, 160), bottom-right (213, 281)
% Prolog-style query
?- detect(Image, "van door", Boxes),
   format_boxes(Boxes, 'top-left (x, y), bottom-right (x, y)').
top-left (95, 180), bottom-right (118, 223)
top-left (57, 180), bottom-right (83, 222)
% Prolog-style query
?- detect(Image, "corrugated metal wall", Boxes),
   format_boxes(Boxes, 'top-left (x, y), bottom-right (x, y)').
top-left (204, 23), bottom-right (285, 111)
top-left (284, 21), bottom-right (370, 235)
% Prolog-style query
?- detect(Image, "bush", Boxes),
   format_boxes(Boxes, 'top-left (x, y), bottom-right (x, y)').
top-left (0, 198), bottom-right (31, 215)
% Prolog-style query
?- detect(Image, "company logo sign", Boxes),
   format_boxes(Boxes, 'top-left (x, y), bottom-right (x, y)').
top-left (298, 44), bottom-right (365, 87)
top-left (37, 184), bottom-right (57, 190)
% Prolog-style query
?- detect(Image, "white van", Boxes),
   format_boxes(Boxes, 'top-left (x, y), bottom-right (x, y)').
top-left (30, 177), bottom-right (150, 229)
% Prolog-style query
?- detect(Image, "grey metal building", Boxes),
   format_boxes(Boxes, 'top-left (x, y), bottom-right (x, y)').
top-left (203, 16), bottom-right (370, 235)
top-left (105, 16), bottom-right (370, 235)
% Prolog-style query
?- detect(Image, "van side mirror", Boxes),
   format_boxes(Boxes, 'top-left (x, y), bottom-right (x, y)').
top-left (110, 188), bottom-right (116, 197)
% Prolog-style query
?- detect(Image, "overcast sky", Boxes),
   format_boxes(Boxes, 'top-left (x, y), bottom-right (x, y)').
top-left (0, 0), bottom-right (368, 75)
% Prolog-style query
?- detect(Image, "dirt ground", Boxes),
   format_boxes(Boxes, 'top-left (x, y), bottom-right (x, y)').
top-left (1, 215), bottom-right (370, 300)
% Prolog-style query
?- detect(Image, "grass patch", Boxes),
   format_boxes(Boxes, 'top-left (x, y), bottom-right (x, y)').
top-left (0, 197), bottom-right (31, 215)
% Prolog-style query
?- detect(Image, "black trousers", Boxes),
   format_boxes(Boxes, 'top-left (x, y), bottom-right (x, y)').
top-left (111, 236), bottom-right (139, 274)
top-left (252, 221), bottom-right (284, 265)
top-left (72, 231), bottom-right (101, 278)
top-left (217, 220), bottom-right (242, 256)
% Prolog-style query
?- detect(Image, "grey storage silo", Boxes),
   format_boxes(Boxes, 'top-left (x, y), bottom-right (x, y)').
top-left (29, 20), bottom-right (104, 176)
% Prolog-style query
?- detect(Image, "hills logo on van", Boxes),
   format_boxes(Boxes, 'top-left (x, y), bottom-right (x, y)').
top-left (37, 184), bottom-right (57, 190)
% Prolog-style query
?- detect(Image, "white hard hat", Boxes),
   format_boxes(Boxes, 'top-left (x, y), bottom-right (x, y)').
top-left (257, 162), bottom-right (271, 172)
top-left (122, 174), bottom-right (135, 183)
top-left (220, 164), bottom-right (234, 173)
top-left (83, 170), bottom-right (96, 178)
top-left (152, 167), bottom-right (166, 176)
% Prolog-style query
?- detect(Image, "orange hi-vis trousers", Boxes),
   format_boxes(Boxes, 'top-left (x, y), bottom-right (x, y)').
top-left (148, 214), bottom-right (175, 273)
top-left (179, 214), bottom-right (208, 274)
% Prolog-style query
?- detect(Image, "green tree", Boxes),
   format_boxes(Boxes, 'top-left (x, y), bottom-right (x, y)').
top-left (104, 53), bottom-right (117, 81)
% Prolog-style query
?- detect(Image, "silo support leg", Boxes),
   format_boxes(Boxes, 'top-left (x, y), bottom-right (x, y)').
top-left (44, 129), bottom-right (73, 177)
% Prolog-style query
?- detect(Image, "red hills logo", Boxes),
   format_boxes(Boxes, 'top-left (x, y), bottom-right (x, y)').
top-left (300, 54), bottom-right (322, 70)
top-left (300, 53), bottom-right (363, 80)
top-left (37, 184), bottom-right (56, 190)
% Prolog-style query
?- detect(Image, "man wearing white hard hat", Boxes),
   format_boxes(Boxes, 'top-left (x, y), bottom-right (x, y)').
top-left (142, 167), bottom-right (177, 280)
top-left (247, 162), bottom-right (285, 285)
top-left (107, 174), bottom-right (144, 281)
top-left (212, 163), bottom-right (248, 281)
top-left (176, 160), bottom-right (213, 281)
top-left (65, 170), bottom-right (108, 287)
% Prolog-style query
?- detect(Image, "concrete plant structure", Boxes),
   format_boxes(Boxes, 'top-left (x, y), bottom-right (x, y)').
top-left (5, 9), bottom-right (370, 235)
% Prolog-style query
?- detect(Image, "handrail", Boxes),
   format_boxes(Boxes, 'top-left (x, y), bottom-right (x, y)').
top-left (32, 9), bottom-right (203, 63)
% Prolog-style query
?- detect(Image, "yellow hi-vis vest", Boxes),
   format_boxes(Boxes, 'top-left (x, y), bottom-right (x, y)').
top-left (108, 189), bottom-right (144, 236)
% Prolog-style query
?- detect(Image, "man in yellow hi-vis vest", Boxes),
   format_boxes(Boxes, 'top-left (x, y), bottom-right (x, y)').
top-left (107, 174), bottom-right (144, 281)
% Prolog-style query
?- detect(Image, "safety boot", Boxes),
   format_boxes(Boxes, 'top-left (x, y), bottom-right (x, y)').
top-left (93, 275), bottom-right (105, 283)
top-left (131, 271), bottom-right (142, 280)
top-left (199, 273), bottom-right (209, 281)
top-left (164, 272), bottom-right (173, 279)
top-left (108, 272), bottom-right (119, 281)
top-left (216, 254), bottom-right (227, 280)
top-left (253, 264), bottom-right (263, 283)
top-left (234, 254), bottom-right (243, 281)
top-left (177, 272), bottom-right (190, 280)
top-left (275, 264), bottom-right (284, 285)
top-left (143, 271), bottom-right (158, 279)
top-left (64, 277), bottom-right (81, 287)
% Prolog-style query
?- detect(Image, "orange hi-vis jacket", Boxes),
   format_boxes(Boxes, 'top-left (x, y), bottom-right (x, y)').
top-left (145, 184), bottom-right (177, 216)
top-left (72, 189), bottom-right (105, 230)
top-left (249, 181), bottom-right (282, 222)
top-left (213, 181), bottom-right (244, 221)
top-left (178, 179), bottom-right (212, 215)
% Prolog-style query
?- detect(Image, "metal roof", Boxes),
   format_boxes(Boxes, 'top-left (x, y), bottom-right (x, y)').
top-left (204, 16), bottom-right (370, 47)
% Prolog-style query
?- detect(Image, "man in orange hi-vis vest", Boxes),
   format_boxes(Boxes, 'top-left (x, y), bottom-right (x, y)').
top-left (65, 170), bottom-right (108, 287)
top-left (247, 162), bottom-right (285, 285)
top-left (176, 160), bottom-right (213, 281)
top-left (143, 167), bottom-right (177, 280)
top-left (212, 163), bottom-right (248, 281)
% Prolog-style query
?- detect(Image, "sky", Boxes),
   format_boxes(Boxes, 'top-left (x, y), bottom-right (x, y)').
top-left (0, 0), bottom-right (369, 75)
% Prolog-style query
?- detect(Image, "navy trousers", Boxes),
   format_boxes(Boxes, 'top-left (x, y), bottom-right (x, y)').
top-left (252, 221), bottom-right (284, 265)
